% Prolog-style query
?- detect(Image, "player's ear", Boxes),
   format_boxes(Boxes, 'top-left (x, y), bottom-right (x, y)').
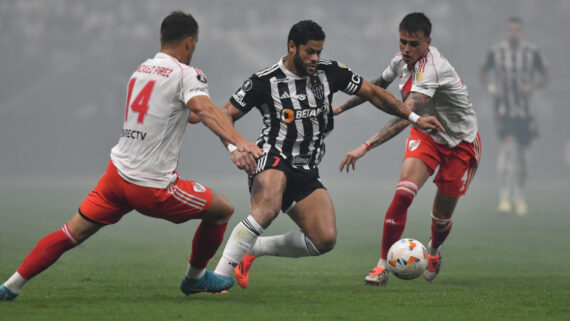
top-left (287, 40), bottom-right (296, 55)
top-left (426, 37), bottom-right (432, 46)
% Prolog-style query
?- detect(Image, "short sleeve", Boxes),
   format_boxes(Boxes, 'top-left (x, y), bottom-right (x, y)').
top-left (381, 54), bottom-right (401, 83)
top-left (229, 75), bottom-right (267, 113)
top-left (181, 67), bottom-right (210, 105)
top-left (325, 60), bottom-right (363, 95)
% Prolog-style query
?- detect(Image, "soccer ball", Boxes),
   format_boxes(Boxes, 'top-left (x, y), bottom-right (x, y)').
top-left (387, 238), bottom-right (428, 280)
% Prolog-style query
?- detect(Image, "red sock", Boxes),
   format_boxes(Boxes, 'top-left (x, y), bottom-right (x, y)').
top-left (189, 221), bottom-right (228, 269)
top-left (17, 224), bottom-right (79, 280)
top-left (430, 214), bottom-right (452, 250)
top-left (381, 180), bottom-right (418, 260)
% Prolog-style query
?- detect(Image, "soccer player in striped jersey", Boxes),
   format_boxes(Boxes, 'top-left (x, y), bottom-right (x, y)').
top-left (213, 20), bottom-right (443, 289)
top-left (0, 11), bottom-right (262, 301)
top-left (334, 12), bottom-right (481, 286)
top-left (479, 17), bottom-right (549, 216)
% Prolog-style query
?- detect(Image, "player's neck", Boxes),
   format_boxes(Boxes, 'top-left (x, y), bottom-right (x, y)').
top-left (283, 56), bottom-right (302, 77)
top-left (161, 48), bottom-right (189, 65)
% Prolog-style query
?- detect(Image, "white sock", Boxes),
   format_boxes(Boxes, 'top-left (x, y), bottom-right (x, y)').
top-left (185, 265), bottom-right (206, 280)
top-left (250, 230), bottom-right (321, 257)
top-left (376, 258), bottom-right (388, 268)
top-left (4, 272), bottom-right (27, 294)
top-left (214, 215), bottom-right (264, 276)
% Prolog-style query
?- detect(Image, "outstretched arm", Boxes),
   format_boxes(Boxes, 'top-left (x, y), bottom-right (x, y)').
top-left (333, 76), bottom-right (390, 115)
top-left (186, 96), bottom-right (262, 174)
top-left (355, 79), bottom-right (444, 132)
top-left (220, 100), bottom-right (260, 175)
top-left (339, 92), bottom-right (436, 173)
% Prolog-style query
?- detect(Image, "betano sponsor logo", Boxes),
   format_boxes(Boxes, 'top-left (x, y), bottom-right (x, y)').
top-left (280, 106), bottom-right (325, 123)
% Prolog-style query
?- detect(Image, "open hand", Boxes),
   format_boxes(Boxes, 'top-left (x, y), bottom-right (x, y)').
top-left (415, 116), bottom-right (445, 133)
top-left (339, 144), bottom-right (368, 173)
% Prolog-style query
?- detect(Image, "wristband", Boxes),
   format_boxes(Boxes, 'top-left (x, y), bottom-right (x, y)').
top-left (408, 112), bottom-right (420, 123)
top-left (227, 144), bottom-right (238, 153)
top-left (364, 142), bottom-right (371, 151)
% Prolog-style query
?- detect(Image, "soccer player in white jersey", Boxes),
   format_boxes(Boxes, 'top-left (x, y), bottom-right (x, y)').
top-left (334, 12), bottom-right (481, 286)
top-left (212, 19), bottom-right (443, 290)
top-left (0, 11), bottom-right (262, 301)
top-left (479, 17), bottom-right (549, 216)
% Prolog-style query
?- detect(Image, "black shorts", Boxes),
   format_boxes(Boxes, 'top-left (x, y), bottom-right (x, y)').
top-left (248, 152), bottom-right (325, 213)
top-left (496, 115), bottom-right (538, 146)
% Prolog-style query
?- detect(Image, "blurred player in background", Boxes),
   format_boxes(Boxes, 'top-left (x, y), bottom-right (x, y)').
top-left (334, 12), bottom-right (481, 286)
top-left (213, 19), bottom-right (443, 289)
top-left (479, 16), bottom-right (549, 216)
top-left (0, 11), bottom-right (262, 301)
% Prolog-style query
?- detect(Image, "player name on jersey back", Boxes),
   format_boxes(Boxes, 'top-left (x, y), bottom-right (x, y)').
top-left (111, 52), bottom-right (209, 189)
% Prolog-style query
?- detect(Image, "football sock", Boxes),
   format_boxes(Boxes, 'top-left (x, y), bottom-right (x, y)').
top-left (189, 220), bottom-right (228, 270)
top-left (376, 258), bottom-right (388, 268)
top-left (16, 224), bottom-right (79, 286)
top-left (214, 215), bottom-right (264, 276)
top-left (430, 213), bottom-right (452, 253)
top-left (3, 272), bottom-right (26, 294)
top-left (381, 180), bottom-right (418, 260)
top-left (497, 140), bottom-right (516, 201)
top-left (249, 230), bottom-right (321, 257)
top-left (185, 265), bottom-right (206, 280)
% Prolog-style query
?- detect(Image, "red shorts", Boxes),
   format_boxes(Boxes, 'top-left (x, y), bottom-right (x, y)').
top-left (404, 127), bottom-right (481, 197)
top-left (79, 161), bottom-right (213, 225)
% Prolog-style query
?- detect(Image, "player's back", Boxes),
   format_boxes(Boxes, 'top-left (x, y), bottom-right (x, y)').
top-left (111, 52), bottom-right (206, 188)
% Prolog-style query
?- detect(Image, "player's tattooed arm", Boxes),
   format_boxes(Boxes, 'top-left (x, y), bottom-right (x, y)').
top-left (369, 92), bottom-right (434, 148)
top-left (368, 117), bottom-right (410, 149)
top-left (333, 77), bottom-right (391, 115)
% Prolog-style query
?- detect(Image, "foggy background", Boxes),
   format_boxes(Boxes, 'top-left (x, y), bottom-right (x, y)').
top-left (1, 0), bottom-right (569, 187)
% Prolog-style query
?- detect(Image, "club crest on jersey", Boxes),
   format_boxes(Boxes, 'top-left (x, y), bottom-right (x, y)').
top-left (408, 139), bottom-right (420, 151)
top-left (311, 80), bottom-right (324, 100)
top-left (193, 182), bottom-right (206, 193)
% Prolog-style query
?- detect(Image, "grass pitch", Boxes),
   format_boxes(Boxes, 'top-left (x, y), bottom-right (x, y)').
top-left (1, 178), bottom-right (569, 321)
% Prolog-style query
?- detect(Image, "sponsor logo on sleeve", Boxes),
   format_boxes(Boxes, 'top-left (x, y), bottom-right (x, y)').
top-left (232, 89), bottom-right (246, 106)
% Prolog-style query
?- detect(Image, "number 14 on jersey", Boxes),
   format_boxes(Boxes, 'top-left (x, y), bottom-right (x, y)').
top-left (125, 77), bottom-right (155, 124)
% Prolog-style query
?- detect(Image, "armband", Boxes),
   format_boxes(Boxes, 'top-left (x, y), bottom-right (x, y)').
top-left (408, 112), bottom-right (420, 123)
top-left (227, 144), bottom-right (238, 153)
top-left (363, 142), bottom-right (371, 151)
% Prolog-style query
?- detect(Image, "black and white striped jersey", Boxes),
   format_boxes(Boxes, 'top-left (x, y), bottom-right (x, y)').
top-left (230, 57), bottom-right (363, 171)
top-left (482, 40), bottom-right (547, 120)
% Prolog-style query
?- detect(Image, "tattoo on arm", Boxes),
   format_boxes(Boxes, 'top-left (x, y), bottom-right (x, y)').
top-left (366, 92), bottom-right (432, 149)
top-left (368, 117), bottom-right (410, 149)
top-left (406, 92), bottom-right (433, 113)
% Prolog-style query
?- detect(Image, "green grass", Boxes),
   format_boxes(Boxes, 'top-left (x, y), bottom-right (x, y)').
top-left (1, 178), bottom-right (569, 320)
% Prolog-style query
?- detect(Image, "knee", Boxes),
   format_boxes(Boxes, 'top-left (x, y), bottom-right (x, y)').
top-left (204, 194), bottom-right (234, 223)
top-left (312, 231), bottom-right (336, 254)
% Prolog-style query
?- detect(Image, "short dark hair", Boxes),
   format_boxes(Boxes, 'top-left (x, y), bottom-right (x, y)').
top-left (288, 20), bottom-right (326, 47)
top-left (160, 11), bottom-right (199, 46)
top-left (507, 16), bottom-right (523, 25)
top-left (399, 12), bottom-right (432, 38)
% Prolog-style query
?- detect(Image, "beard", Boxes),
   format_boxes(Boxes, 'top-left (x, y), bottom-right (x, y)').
top-left (293, 50), bottom-right (311, 76)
